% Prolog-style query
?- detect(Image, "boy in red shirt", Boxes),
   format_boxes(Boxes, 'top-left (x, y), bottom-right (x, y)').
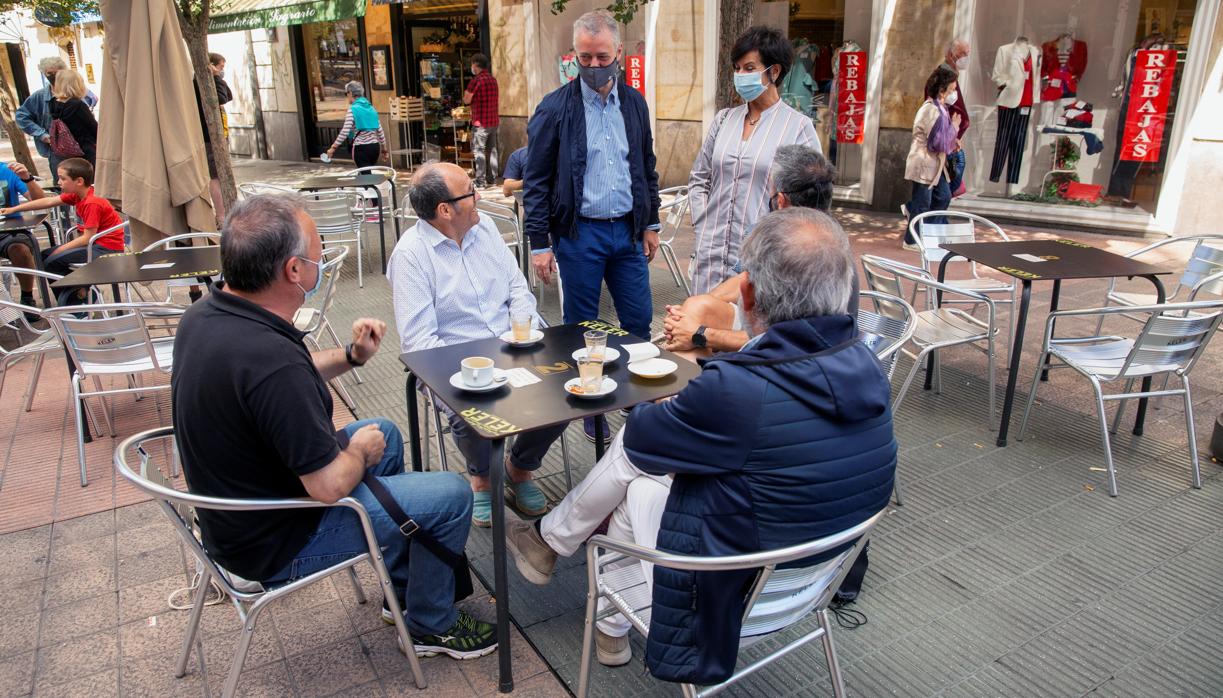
top-left (0, 158), bottom-right (125, 302)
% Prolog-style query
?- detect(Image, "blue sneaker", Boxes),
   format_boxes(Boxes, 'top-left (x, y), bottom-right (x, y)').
top-left (507, 480), bottom-right (549, 517)
top-left (471, 490), bottom-right (492, 528)
top-left (583, 416), bottom-right (611, 445)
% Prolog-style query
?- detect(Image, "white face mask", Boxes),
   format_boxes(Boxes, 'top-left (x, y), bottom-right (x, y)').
top-left (944, 90), bottom-right (958, 106)
top-left (955, 57), bottom-right (969, 72)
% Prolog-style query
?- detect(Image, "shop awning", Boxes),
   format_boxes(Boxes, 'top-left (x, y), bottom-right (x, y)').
top-left (209, 0), bottom-right (367, 34)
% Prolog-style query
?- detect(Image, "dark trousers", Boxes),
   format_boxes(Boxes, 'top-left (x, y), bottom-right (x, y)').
top-left (555, 217), bottom-right (653, 339)
top-left (434, 397), bottom-right (566, 477)
top-left (352, 143), bottom-right (381, 168)
top-left (904, 175), bottom-right (950, 245)
top-left (989, 106), bottom-right (1030, 184)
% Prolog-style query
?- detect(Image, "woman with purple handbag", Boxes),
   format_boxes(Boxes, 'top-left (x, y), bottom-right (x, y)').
top-left (48, 70), bottom-right (96, 166)
top-left (901, 64), bottom-right (961, 248)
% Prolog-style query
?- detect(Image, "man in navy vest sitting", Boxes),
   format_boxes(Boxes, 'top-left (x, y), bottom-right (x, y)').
top-left (505, 207), bottom-right (897, 683)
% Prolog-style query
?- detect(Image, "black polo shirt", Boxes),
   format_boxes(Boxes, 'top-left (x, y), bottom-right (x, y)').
top-left (171, 288), bottom-right (340, 581)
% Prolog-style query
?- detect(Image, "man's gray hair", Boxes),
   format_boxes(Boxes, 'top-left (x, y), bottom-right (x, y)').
top-left (38, 56), bottom-right (67, 73)
top-left (573, 10), bottom-right (620, 47)
top-left (946, 38), bottom-right (969, 56)
top-left (345, 81), bottom-right (365, 97)
top-left (220, 194), bottom-right (308, 293)
top-left (740, 208), bottom-right (854, 324)
top-left (770, 145), bottom-right (835, 211)
top-left (408, 164), bottom-right (453, 221)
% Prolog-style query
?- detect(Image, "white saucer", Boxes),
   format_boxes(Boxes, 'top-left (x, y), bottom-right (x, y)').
top-left (499, 329), bottom-right (544, 347)
top-left (564, 376), bottom-right (617, 399)
top-left (449, 369), bottom-right (509, 393)
top-left (628, 358), bottom-right (678, 379)
top-left (571, 346), bottom-right (621, 364)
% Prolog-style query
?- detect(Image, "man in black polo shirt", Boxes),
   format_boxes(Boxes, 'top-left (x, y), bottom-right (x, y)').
top-left (171, 194), bottom-right (496, 661)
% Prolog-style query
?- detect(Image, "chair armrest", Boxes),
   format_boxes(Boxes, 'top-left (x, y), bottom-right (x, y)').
top-left (1041, 300), bottom-right (1223, 348)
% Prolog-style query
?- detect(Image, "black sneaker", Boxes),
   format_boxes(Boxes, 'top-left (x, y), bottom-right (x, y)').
top-left (397, 609), bottom-right (497, 660)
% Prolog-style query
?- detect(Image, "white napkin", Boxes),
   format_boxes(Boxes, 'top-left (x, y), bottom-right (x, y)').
top-left (622, 342), bottom-right (660, 363)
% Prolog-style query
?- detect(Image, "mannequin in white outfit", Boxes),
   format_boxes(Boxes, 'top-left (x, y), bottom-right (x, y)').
top-left (989, 37), bottom-right (1042, 183)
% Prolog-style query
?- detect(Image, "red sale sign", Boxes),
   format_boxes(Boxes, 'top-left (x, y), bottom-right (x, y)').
top-left (626, 55), bottom-right (646, 96)
top-left (836, 51), bottom-right (867, 144)
top-left (1120, 49), bottom-right (1177, 162)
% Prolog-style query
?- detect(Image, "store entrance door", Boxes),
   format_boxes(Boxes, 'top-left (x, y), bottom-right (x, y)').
top-left (295, 17), bottom-right (368, 161)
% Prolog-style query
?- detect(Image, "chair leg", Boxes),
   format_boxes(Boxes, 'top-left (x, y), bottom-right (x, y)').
top-left (891, 466), bottom-right (905, 506)
top-left (576, 570), bottom-right (600, 698)
top-left (1016, 352), bottom-right (1049, 442)
top-left (331, 377), bottom-right (358, 413)
top-left (432, 400), bottom-right (451, 473)
top-left (891, 347), bottom-right (930, 416)
top-left (221, 601), bottom-right (268, 698)
top-left (560, 431), bottom-right (573, 491)
top-left (1094, 298), bottom-right (1111, 336)
top-left (818, 608), bottom-right (848, 698)
top-left (356, 234), bottom-right (364, 288)
top-left (347, 565), bottom-right (368, 605)
top-left (1088, 378), bottom-right (1120, 497)
top-left (986, 333), bottom-right (997, 431)
top-left (176, 567), bottom-right (212, 678)
top-left (23, 353), bottom-right (46, 412)
top-left (73, 377), bottom-right (92, 487)
top-left (1110, 378), bottom-right (1136, 434)
top-left (1181, 376), bottom-right (1202, 489)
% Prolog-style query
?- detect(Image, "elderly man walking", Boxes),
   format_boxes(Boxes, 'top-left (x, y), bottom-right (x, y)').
top-left (172, 194), bottom-right (496, 660)
top-left (505, 207), bottom-right (896, 681)
top-left (389, 162), bottom-right (566, 527)
top-left (16, 57), bottom-right (71, 183)
top-left (523, 9), bottom-right (662, 442)
top-left (940, 39), bottom-right (972, 197)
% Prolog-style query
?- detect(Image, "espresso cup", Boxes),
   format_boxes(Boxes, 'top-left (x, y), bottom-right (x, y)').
top-left (461, 356), bottom-right (495, 387)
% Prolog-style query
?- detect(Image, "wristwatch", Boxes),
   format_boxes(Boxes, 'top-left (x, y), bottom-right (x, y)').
top-left (344, 343), bottom-right (366, 367)
top-left (691, 325), bottom-right (708, 349)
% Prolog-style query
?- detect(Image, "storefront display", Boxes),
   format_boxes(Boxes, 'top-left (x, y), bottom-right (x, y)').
top-left (302, 19), bottom-right (366, 126)
top-left (961, 0), bottom-right (1201, 215)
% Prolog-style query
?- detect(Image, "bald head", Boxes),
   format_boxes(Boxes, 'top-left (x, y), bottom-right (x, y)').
top-left (409, 162), bottom-right (469, 221)
top-left (740, 208), bottom-right (854, 325)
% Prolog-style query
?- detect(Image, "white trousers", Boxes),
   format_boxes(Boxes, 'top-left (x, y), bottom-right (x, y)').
top-left (540, 428), bottom-right (671, 637)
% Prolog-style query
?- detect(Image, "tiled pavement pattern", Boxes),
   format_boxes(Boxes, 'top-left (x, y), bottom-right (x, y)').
top-left (0, 154), bottom-right (1219, 696)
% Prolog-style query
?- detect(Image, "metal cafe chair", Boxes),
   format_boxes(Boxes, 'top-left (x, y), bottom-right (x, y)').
top-left (114, 427), bottom-right (427, 698)
top-left (43, 302), bottom-right (183, 486)
top-left (1017, 300), bottom-right (1223, 497)
top-left (908, 210), bottom-right (1016, 357)
top-left (477, 200), bottom-right (526, 271)
top-left (657, 185), bottom-right (691, 295)
top-left (862, 255), bottom-right (1000, 430)
top-left (857, 290), bottom-right (917, 380)
top-left (137, 232), bottom-right (222, 304)
top-left (0, 268), bottom-right (70, 415)
top-left (1094, 234), bottom-right (1223, 334)
top-left (301, 189), bottom-right (367, 288)
top-left (576, 509), bottom-right (885, 698)
top-left (345, 165), bottom-right (398, 226)
top-left (237, 182), bottom-right (296, 199)
top-left (292, 246), bottom-right (361, 412)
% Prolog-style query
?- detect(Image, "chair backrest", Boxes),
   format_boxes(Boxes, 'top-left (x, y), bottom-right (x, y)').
top-left (87, 221), bottom-right (130, 261)
top-left (909, 211), bottom-right (1010, 270)
top-left (344, 167), bottom-right (396, 203)
top-left (140, 232), bottom-right (222, 253)
top-left (657, 186), bottom-right (689, 245)
top-left (1183, 240), bottom-right (1223, 299)
top-left (477, 199), bottom-right (517, 219)
top-left (296, 246), bottom-right (349, 335)
top-left (1118, 301), bottom-right (1223, 378)
top-left (862, 254), bottom-right (926, 306)
top-left (237, 182), bottom-right (296, 199)
top-left (857, 290), bottom-right (917, 379)
top-left (44, 302), bottom-right (182, 374)
top-left (0, 267), bottom-right (64, 344)
top-left (478, 208), bottom-right (522, 246)
top-left (301, 189), bottom-right (363, 241)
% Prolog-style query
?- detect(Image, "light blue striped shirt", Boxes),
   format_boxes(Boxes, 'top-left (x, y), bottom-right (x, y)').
top-left (389, 213), bottom-right (537, 353)
top-left (580, 78), bottom-right (633, 219)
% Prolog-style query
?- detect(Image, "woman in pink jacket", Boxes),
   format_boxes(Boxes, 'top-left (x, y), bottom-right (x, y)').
top-left (902, 64), bottom-right (960, 247)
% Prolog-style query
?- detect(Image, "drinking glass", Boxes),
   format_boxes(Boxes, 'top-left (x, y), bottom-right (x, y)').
top-left (583, 329), bottom-right (608, 362)
top-left (577, 356), bottom-right (604, 393)
top-left (511, 312), bottom-right (533, 342)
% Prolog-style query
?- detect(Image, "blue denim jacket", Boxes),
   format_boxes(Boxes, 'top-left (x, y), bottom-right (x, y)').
top-left (16, 87), bottom-right (54, 158)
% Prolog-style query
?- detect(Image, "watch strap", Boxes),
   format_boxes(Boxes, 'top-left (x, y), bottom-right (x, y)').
top-left (344, 343), bottom-right (365, 367)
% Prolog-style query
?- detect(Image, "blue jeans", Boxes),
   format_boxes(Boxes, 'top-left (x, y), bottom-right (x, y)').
top-left (262, 418), bottom-right (472, 635)
top-left (555, 217), bottom-right (653, 339)
top-left (904, 174), bottom-right (951, 245)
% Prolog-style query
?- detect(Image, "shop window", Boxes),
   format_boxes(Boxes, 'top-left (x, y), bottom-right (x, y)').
top-left (787, 0), bottom-right (873, 186)
top-left (962, 0), bottom-right (1198, 213)
top-left (303, 19), bottom-right (364, 125)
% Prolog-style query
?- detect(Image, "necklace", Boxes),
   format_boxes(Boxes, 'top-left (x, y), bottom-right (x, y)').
top-left (747, 113), bottom-right (761, 126)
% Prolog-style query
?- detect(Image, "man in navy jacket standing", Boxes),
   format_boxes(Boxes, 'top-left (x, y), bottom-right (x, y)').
top-left (524, 10), bottom-right (662, 441)
top-left (505, 207), bottom-right (897, 683)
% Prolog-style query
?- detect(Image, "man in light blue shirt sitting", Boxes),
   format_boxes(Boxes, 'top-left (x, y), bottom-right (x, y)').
top-left (389, 162), bottom-right (565, 527)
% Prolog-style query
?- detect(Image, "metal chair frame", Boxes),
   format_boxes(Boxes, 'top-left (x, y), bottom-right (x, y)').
top-left (657, 185), bottom-right (691, 295)
top-left (345, 166), bottom-right (398, 225)
top-left (237, 182), bottom-right (296, 199)
top-left (908, 210), bottom-right (1016, 356)
top-left (114, 427), bottom-right (427, 697)
top-left (292, 246), bottom-right (361, 411)
top-left (44, 302), bottom-right (183, 486)
top-left (301, 189), bottom-right (367, 288)
top-left (1017, 300), bottom-right (1223, 496)
top-left (1095, 234), bottom-right (1223, 333)
top-left (576, 510), bottom-right (885, 698)
top-left (477, 203), bottom-right (526, 272)
top-left (0, 268), bottom-right (68, 415)
top-left (857, 290), bottom-right (917, 380)
top-left (137, 232), bottom-right (222, 304)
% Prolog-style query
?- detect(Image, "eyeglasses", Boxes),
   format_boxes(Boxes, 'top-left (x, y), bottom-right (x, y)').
top-left (442, 188), bottom-right (476, 205)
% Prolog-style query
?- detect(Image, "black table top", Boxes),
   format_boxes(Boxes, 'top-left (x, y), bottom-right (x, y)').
top-left (52, 246), bottom-right (220, 288)
top-left (0, 212), bottom-right (49, 233)
top-left (299, 173), bottom-right (388, 190)
top-left (400, 322), bottom-right (701, 440)
top-left (942, 239), bottom-right (1172, 282)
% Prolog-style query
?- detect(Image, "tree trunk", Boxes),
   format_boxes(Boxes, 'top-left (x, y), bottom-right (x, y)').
top-left (0, 50), bottom-right (38, 176)
top-left (715, 0), bottom-right (755, 110)
top-left (244, 30), bottom-right (268, 160)
top-left (176, 1), bottom-right (238, 219)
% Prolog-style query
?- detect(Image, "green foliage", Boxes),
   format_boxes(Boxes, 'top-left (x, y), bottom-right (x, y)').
top-left (2, 0), bottom-right (99, 25)
top-left (550, 0), bottom-right (649, 24)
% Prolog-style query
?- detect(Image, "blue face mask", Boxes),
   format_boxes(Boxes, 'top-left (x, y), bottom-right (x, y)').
top-left (734, 66), bottom-right (774, 103)
top-left (295, 256), bottom-right (323, 301)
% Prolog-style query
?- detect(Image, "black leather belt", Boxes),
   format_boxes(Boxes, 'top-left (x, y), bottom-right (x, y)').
top-left (577, 214), bottom-right (629, 224)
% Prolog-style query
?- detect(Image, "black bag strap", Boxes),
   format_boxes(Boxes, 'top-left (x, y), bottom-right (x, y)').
top-left (360, 471), bottom-right (465, 569)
